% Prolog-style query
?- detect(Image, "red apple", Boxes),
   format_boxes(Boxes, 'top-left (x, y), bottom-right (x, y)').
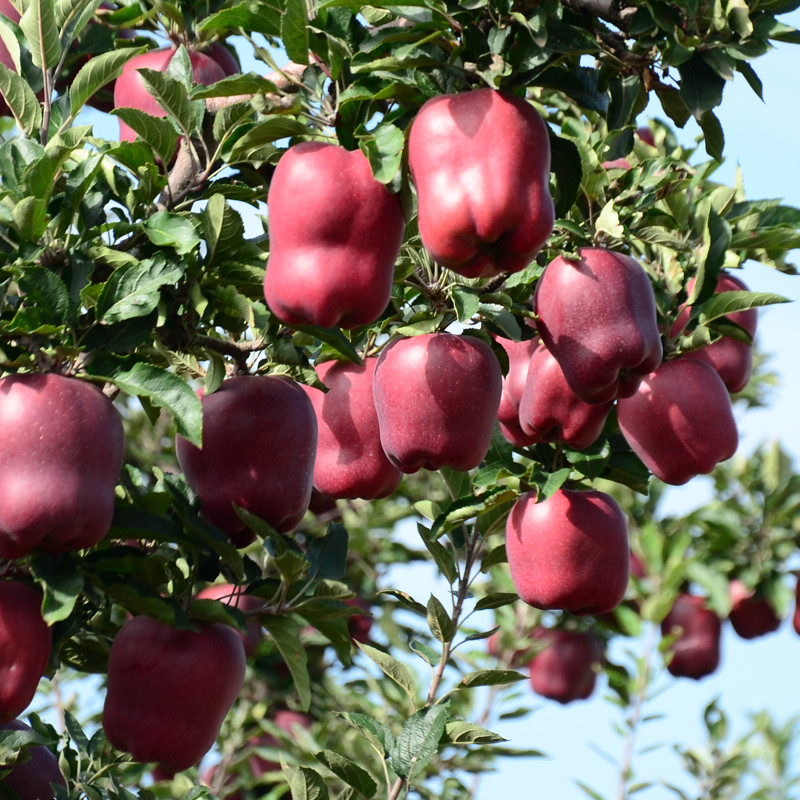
top-left (264, 141), bottom-right (405, 329)
top-left (0, 582), bottom-right (51, 721)
top-left (0, 373), bottom-right (125, 559)
top-left (616, 357), bottom-right (738, 485)
top-left (113, 47), bottom-right (226, 141)
top-left (534, 247), bottom-right (663, 403)
top-left (671, 271), bottom-right (757, 393)
top-left (207, 41), bottom-right (240, 76)
top-left (0, 720), bottom-right (66, 800)
top-left (175, 375), bottom-right (317, 547)
top-left (495, 337), bottom-right (539, 447)
top-left (372, 332), bottom-right (503, 473)
top-left (518, 340), bottom-right (613, 449)
top-left (195, 583), bottom-right (263, 656)
top-left (303, 358), bottom-right (402, 500)
top-left (727, 580), bottom-right (781, 640)
top-left (103, 615), bottom-right (247, 773)
top-left (661, 593), bottom-right (722, 680)
top-left (345, 598), bottom-right (373, 643)
top-left (528, 628), bottom-right (603, 704)
top-left (505, 488), bottom-right (629, 616)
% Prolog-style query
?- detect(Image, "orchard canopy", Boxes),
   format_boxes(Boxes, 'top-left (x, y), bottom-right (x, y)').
top-left (0, 0), bottom-right (799, 799)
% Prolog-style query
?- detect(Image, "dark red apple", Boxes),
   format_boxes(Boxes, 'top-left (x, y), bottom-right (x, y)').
top-left (495, 337), bottom-right (539, 447)
top-left (727, 579), bottom-right (781, 640)
top-left (0, 582), bottom-right (51, 721)
top-left (671, 271), bottom-right (757, 393)
top-left (103, 615), bottom-right (247, 773)
top-left (617, 357), bottom-right (738, 485)
top-left (207, 41), bottom-right (240, 76)
top-left (175, 375), bottom-right (317, 547)
top-left (528, 628), bottom-right (603, 704)
top-left (372, 332), bottom-right (503, 473)
top-left (534, 247), bottom-right (662, 403)
top-left (0, 373), bottom-right (125, 559)
top-left (345, 598), bottom-right (373, 643)
top-left (195, 583), bottom-right (263, 656)
top-left (303, 358), bottom-right (402, 500)
top-left (505, 488), bottom-right (629, 616)
top-left (114, 47), bottom-right (226, 141)
top-left (518, 340), bottom-right (613, 449)
top-left (0, 720), bottom-right (66, 800)
top-left (661, 593), bottom-right (722, 680)
top-left (264, 141), bottom-right (405, 329)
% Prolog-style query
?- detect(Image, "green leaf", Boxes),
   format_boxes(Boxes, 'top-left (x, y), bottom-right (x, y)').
top-left (289, 766), bottom-right (330, 800)
top-left (203, 192), bottom-right (246, 268)
top-left (697, 290), bottom-right (790, 325)
top-left (451, 286), bottom-right (480, 323)
top-left (0, 63), bottom-right (42, 134)
top-left (459, 669), bottom-right (527, 688)
top-left (699, 109), bottom-right (724, 161)
top-left (390, 705), bottom-right (447, 780)
top-left (282, 0), bottom-right (309, 65)
top-left (137, 64), bottom-right (202, 138)
top-left (336, 712), bottom-right (395, 757)
top-left (144, 210), bottom-right (200, 255)
top-left (474, 593), bottom-right (519, 611)
top-left (356, 642), bottom-right (416, 700)
top-left (360, 122), bottom-right (405, 184)
top-left (20, 0), bottom-right (62, 70)
top-left (549, 134), bottom-right (582, 217)
top-left (29, 555), bottom-right (85, 624)
top-left (69, 46), bottom-right (148, 117)
top-left (15, 267), bottom-right (72, 326)
top-left (11, 195), bottom-right (48, 241)
top-left (263, 614), bottom-right (311, 711)
top-left (444, 721), bottom-right (507, 745)
top-left (111, 108), bottom-right (179, 166)
top-left (97, 256), bottom-right (183, 324)
top-left (112, 363), bottom-right (202, 446)
top-left (678, 53), bottom-right (726, 117)
top-left (426, 595), bottom-right (455, 643)
top-left (306, 522), bottom-right (348, 581)
top-left (314, 750), bottom-right (377, 797)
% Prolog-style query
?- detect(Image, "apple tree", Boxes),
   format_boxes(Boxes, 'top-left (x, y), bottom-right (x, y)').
top-left (0, 0), bottom-right (799, 798)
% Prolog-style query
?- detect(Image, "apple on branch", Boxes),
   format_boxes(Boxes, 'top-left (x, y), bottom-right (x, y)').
top-left (661, 593), bottom-right (722, 680)
top-left (527, 627), bottom-right (603, 704)
top-left (0, 719), bottom-right (65, 800)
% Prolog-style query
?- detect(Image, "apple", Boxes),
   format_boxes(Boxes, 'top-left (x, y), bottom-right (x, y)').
top-left (0, 720), bottom-right (66, 800)
top-left (0, 373), bottom-right (125, 559)
top-left (616, 357), bottom-right (738, 485)
top-left (505, 488), bottom-right (629, 616)
top-left (527, 627), bottom-right (603, 704)
top-left (195, 583), bottom-right (263, 656)
top-left (345, 598), bottom-right (373, 644)
top-left (372, 332), bottom-right (503, 473)
top-left (660, 593), bottom-right (722, 680)
top-left (534, 247), bottom-right (663, 403)
top-left (518, 340), bottom-right (613, 449)
top-left (496, 337), bottom-right (539, 447)
top-left (175, 375), bottom-right (318, 547)
top-left (0, 582), bottom-right (51, 721)
top-left (103, 615), bottom-right (247, 773)
top-left (207, 41), bottom-right (240, 76)
top-left (303, 358), bottom-right (402, 500)
top-left (114, 47), bottom-right (226, 141)
top-left (671, 271), bottom-right (757, 393)
top-left (727, 579), bottom-right (781, 640)
top-left (264, 141), bottom-right (405, 329)
top-left (407, 87), bottom-right (554, 278)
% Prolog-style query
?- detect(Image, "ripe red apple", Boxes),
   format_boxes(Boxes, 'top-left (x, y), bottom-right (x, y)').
top-left (727, 580), bottom-right (781, 640)
top-left (0, 720), bottom-right (66, 800)
top-left (518, 340), bottom-right (613, 449)
top-left (661, 593), bottom-right (722, 680)
top-left (534, 248), bottom-right (662, 403)
top-left (103, 615), bottom-right (247, 773)
top-left (0, 582), bottom-right (51, 721)
top-left (206, 41), bottom-right (240, 76)
top-left (0, 373), bottom-right (125, 559)
top-left (407, 87), bottom-right (554, 278)
top-left (303, 358), bottom-right (402, 500)
top-left (195, 583), bottom-right (263, 656)
top-left (114, 47), bottom-right (226, 141)
top-left (372, 332), bottom-right (503, 473)
top-left (345, 597), bottom-right (373, 643)
top-left (175, 375), bottom-right (318, 547)
top-left (505, 488), bottom-right (629, 616)
top-left (671, 271), bottom-right (757, 393)
top-left (264, 141), bottom-right (405, 329)
top-left (528, 628), bottom-right (603, 704)
top-left (496, 337), bottom-right (539, 447)
top-left (616, 357), bottom-right (738, 485)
